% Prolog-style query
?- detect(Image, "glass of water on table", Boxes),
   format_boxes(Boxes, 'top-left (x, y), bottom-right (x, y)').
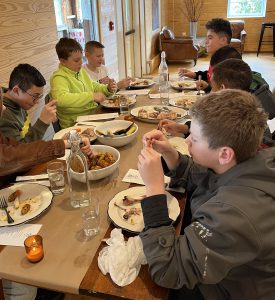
top-left (47, 161), bottom-right (65, 195)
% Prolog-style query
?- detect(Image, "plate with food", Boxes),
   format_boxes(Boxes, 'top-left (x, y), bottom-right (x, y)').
top-left (128, 78), bottom-right (155, 89)
top-left (0, 183), bottom-right (53, 227)
top-left (53, 126), bottom-right (97, 142)
top-left (131, 105), bottom-right (187, 123)
top-left (101, 95), bottom-right (136, 109)
top-left (169, 94), bottom-right (197, 109)
top-left (170, 80), bottom-right (197, 90)
top-left (108, 186), bottom-right (180, 233)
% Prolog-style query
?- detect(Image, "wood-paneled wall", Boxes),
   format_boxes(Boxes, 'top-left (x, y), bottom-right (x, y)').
top-left (166, 0), bottom-right (275, 52)
top-left (0, 0), bottom-right (58, 140)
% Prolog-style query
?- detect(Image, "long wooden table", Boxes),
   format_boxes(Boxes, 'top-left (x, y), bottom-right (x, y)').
top-left (0, 92), bottom-right (186, 300)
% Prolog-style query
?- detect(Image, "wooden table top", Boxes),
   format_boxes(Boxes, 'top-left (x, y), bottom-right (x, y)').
top-left (0, 91), bottom-right (186, 300)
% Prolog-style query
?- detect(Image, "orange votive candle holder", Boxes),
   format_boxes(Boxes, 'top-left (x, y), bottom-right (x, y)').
top-left (24, 235), bottom-right (44, 263)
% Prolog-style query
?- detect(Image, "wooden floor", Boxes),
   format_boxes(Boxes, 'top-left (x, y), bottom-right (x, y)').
top-left (152, 52), bottom-right (275, 90)
top-left (62, 52), bottom-right (275, 300)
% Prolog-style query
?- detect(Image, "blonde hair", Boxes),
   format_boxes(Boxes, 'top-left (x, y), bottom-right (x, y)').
top-left (190, 89), bottom-right (267, 163)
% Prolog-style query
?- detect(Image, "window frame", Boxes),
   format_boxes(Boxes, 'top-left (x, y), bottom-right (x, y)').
top-left (227, 0), bottom-right (267, 18)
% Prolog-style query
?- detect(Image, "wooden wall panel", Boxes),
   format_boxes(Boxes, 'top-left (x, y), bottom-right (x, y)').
top-left (98, 0), bottom-right (119, 80)
top-left (165, 0), bottom-right (275, 53)
top-left (0, 0), bottom-right (59, 140)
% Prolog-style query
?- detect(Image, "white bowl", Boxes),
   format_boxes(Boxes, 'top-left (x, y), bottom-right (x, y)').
top-left (95, 120), bottom-right (138, 147)
top-left (88, 145), bottom-right (120, 180)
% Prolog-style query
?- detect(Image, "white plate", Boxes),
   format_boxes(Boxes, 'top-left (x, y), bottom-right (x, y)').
top-left (101, 95), bottom-right (136, 109)
top-left (131, 105), bottom-right (187, 123)
top-left (0, 183), bottom-right (53, 227)
top-left (170, 80), bottom-right (197, 90)
top-left (168, 137), bottom-right (190, 156)
top-left (108, 186), bottom-right (180, 233)
top-left (53, 126), bottom-right (97, 142)
top-left (129, 79), bottom-right (155, 89)
top-left (169, 94), bottom-right (197, 109)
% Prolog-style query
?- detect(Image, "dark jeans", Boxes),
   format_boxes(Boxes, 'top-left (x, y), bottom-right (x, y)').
top-left (169, 285), bottom-right (205, 300)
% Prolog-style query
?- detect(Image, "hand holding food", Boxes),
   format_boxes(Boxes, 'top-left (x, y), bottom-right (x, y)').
top-left (138, 147), bottom-right (165, 196)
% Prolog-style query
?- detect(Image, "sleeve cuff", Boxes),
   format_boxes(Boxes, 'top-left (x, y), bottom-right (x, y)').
top-left (141, 194), bottom-right (171, 229)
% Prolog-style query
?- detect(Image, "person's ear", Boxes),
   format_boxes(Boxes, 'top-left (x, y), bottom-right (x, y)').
top-left (220, 83), bottom-right (226, 90)
top-left (218, 147), bottom-right (235, 165)
top-left (12, 85), bottom-right (20, 97)
top-left (60, 58), bottom-right (67, 65)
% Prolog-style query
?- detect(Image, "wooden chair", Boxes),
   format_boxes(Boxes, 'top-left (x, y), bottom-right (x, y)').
top-left (44, 94), bottom-right (61, 133)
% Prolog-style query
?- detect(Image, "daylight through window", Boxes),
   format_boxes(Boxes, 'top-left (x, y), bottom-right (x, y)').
top-left (227, 0), bottom-right (266, 18)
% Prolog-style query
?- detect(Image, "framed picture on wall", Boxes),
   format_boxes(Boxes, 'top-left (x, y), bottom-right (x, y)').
top-left (152, 0), bottom-right (160, 31)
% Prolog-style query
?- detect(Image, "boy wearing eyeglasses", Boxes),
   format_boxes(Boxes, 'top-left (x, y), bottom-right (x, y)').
top-left (0, 64), bottom-right (57, 142)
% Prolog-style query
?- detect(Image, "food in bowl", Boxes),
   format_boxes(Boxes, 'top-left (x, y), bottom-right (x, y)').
top-left (87, 152), bottom-right (116, 170)
top-left (95, 120), bottom-right (138, 147)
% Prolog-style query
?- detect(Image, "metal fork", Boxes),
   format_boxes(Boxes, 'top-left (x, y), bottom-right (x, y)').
top-left (0, 196), bottom-right (14, 224)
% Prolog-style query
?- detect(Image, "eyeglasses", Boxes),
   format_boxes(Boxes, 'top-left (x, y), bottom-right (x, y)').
top-left (21, 88), bottom-right (44, 102)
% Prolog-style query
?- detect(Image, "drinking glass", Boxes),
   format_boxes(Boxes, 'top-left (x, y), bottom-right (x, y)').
top-left (47, 162), bottom-right (65, 195)
top-left (81, 197), bottom-right (100, 237)
top-left (119, 97), bottom-right (129, 114)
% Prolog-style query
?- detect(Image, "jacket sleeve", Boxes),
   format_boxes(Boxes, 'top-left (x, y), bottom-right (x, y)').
top-left (140, 190), bottom-right (261, 290)
top-left (194, 70), bottom-right (208, 81)
top-left (0, 132), bottom-right (65, 176)
top-left (51, 75), bottom-right (110, 109)
top-left (22, 118), bottom-right (49, 143)
top-left (51, 75), bottom-right (97, 109)
top-left (0, 108), bottom-right (49, 143)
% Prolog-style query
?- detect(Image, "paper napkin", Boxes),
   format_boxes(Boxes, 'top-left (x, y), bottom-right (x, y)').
top-left (76, 113), bottom-right (119, 122)
top-left (0, 224), bottom-right (42, 246)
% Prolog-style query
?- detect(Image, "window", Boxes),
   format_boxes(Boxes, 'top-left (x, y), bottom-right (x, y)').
top-left (227, 0), bottom-right (266, 18)
top-left (53, 0), bottom-right (99, 44)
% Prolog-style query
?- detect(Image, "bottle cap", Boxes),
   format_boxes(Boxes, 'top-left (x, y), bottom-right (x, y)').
top-left (161, 51), bottom-right (166, 58)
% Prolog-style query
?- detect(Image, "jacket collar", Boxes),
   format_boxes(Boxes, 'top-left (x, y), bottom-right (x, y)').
top-left (58, 64), bottom-right (80, 77)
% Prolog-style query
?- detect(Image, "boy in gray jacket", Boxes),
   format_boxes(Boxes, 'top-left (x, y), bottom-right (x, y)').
top-left (138, 89), bottom-right (275, 299)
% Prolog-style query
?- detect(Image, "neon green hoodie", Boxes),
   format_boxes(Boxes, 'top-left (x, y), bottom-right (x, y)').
top-left (50, 64), bottom-right (111, 128)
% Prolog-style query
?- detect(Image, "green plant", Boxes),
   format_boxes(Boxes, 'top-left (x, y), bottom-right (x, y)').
top-left (181, 0), bottom-right (204, 22)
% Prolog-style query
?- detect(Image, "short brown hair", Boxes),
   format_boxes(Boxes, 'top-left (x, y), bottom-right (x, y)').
top-left (212, 58), bottom-right (253, 91)
top-left (85, 41), bottom-right (105, 53)
top-left (55, 37), bottom-right (82, 60)
top-left (190, 89), bottom-right (267, 163)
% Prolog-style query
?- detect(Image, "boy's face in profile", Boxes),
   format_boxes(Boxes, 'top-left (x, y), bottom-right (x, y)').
top-left (185, 119), bottom-right (220, 169)
top-left (60, 50), bottom-right (83, 72)
top-left (85, 47), bottom-right (104, 68)
top-left (14, 85), bottom-right (44, 110)
top-left (206, 30), bottom-right (228, 55)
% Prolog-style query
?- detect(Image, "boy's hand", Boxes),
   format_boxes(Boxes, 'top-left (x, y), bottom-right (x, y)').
top-left (138, 147), bottom-right (165, 196)
top-left (93, 92), bottom-right (106, 103)
top-left (158, 119), bottom-right (189, 135)
top-left (178, 68), bottom-right (196, 79)
top-left (99, 76), bottom-right (110, 84)
top-left (80, 136), bottom-right (93, 157)
top-left (40, 100), bottom-right (57, 125)
top-left (143, 129), bottom-right (172, 154)
top-left (108, 79), bottom-right (117, 93)
top-left (117, 77), bottom-right (131, 89)
top-left (196, 79), bottom-right (208, 90)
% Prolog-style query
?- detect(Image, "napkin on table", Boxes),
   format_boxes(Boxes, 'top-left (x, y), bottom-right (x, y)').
top-left (98, 228), bottom-right (147, 287)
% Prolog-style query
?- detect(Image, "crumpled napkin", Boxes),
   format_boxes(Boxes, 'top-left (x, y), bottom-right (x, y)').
top-left (98, 228), bottom-right (147, 286)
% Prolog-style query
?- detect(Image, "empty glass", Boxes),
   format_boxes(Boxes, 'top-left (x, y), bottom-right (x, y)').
top-left (47, 162), bottom-right (65, 195)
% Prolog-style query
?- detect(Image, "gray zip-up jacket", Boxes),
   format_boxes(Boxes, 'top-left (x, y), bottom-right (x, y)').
top-left (140, 147), bottom-right (275, 300)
